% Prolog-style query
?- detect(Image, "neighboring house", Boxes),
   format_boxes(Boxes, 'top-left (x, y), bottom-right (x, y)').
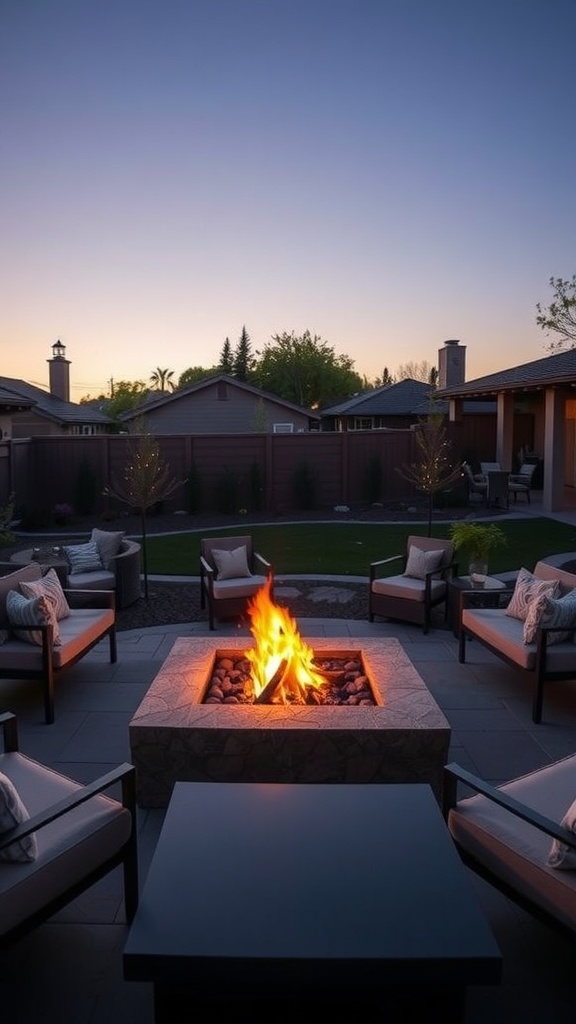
top-left (320, 377), bottom-right (496, 431)
top-left (119, 374), bottom-right (321, 434)
top-left (436, 347), bottom-right (576, 512)
top-left (0, 341), bottom-right (113, 438)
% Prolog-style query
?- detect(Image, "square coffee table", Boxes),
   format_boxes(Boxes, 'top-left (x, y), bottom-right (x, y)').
top-left (124, 781), bottom-right (501, 1022)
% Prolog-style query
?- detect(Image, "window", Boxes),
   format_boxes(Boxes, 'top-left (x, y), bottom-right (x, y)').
top-left (273, 423), bottom-right (294, 433)
top-left (352, 418), bottom-right (374, 430)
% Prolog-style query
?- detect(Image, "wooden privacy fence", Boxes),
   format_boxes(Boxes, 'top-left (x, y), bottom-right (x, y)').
top-left (0, 418), bottom-right (505, 526)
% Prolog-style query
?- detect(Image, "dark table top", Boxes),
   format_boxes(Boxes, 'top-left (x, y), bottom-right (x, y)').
top-left (124, 782), bottom-right (502, 992)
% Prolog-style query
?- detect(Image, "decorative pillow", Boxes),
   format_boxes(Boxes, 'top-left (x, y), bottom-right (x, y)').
top-left (0, 772), bottom-right (37, 863)
top-left (64, 541), bottom-right (103, 575)
top-left (523, 589), bottom-right (576, 645)
top-left (6, 590), bottom-right (61, 646)
top-left (0, 563), bottom-right (42, 629)
top-left (91, 528), bottom-right (124, 570)
top-left (212, 546), bottom-right (252, 581)
top-left (19, 567), bottom-right (70, 620)
top-left (404, 547), bottom-right (445, 580)
top-left (505, 567), bottom-right (560, 622)
top-left (547, 798), bottom-right (576, 870)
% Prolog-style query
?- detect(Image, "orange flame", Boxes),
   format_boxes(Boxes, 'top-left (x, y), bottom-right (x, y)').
top-left (245, 577), bottom-right (326, 703)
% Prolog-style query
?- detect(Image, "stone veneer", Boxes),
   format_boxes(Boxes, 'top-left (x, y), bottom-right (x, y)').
top-left (129, 636), bottom-right (451, 808)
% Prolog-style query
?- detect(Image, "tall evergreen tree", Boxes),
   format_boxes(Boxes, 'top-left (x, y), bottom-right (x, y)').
top-left (219, 337), bottom-right (234, 373)
top-left (233, 325), bottom-right (253, 381)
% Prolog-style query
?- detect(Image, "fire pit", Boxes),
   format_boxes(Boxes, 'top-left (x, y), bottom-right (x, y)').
top-left (130, 578), bottom-right (450, 806)
top-left (129, 636), bottom-right (451, 808)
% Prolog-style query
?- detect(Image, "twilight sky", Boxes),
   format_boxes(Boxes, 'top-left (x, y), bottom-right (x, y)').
top-left (1, 0), bottom-right (575, 401)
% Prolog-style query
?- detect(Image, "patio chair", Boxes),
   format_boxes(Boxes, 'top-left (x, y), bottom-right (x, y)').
top-left (0, 711), bottom-right (138, 945)
top-left (368, 535), bottom-right (457, 634)
top-left (443, 754), bottom-right (576, 939)
top-left (200, 535), bottom-right (272, 630)
top-left (486, 470), bottom-right (510, 509)
top-left (462, 462), bottom-right (488, 502)
top-left (509, 463), bottom-right (537, 504)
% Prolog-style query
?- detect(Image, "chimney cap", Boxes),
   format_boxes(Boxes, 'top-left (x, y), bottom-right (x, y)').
top-left (444, 339), bottom-right (460, 346)
top-left (51, 339), bottom-right (67, 360)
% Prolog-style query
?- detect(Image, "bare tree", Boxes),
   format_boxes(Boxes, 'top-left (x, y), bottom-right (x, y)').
top-left (104, 424), bottom-right (183, 599)
top-left (396, 408), bottom-right (463, 536)
top-left (536, 275), bottom-right (576, 351)
top-left (395, 359), bottom-right (437, 384)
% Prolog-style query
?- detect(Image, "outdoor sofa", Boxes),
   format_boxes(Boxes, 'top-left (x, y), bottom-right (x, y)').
top-left (0, 562), bottom-right (116, 724)
top-left (458, 559), bottom-right (576, 723)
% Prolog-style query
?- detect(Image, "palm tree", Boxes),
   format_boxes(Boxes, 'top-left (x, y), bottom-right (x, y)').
top-left (150, 367), bottom-right (175, 392)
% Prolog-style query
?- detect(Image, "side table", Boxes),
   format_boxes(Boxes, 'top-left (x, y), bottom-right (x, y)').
top-left (448, 575), bottom-right (507, 639)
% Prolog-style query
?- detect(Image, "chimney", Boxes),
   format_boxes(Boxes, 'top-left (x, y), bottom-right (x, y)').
top-left (48, 339), bottom-right (71, 402)
top-left (438, 339), bottom-right (465, 388)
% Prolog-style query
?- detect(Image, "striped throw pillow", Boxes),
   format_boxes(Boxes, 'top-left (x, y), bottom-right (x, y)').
top-left (0, 772), bottom-right (37, 863)
top-left (6, 590), bottom-right (60, 646)
top-left (19, 567), bottom-right (70, 620)
top-left (64, 541), bottom-right (103, 575)
top-left (523, 589), bottom-right (576, 645)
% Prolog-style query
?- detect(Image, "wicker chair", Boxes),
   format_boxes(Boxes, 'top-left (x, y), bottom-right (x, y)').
top-left (368, 535), bottom-right (457, 634)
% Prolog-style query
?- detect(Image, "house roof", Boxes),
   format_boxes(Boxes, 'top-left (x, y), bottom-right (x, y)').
top-left (322, 379), bottom-right (433, 417)
top-left (119, 374), bottom-right (321, 422)
top-left (0, 377), bottom-right (112, 424)
top-left (321, 378), bottom-right (496, 418)
top-left (436, 347), bottom-right (576, 398)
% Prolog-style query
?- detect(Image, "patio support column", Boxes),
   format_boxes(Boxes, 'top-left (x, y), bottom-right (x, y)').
top-left (543, 386), bottom-right (565, 512)
top-left (496, 393), bottom-right (514, 470)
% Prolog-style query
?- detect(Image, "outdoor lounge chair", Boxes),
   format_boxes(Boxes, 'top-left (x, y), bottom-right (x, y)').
top-left (368, 535), bottom-right (457, 634)
top-left (443, 754), bottom-right (576, 939)
top-left (0, 711), bottom-right (138, 944)
top-left (200, 535), bottom-right (272, 630)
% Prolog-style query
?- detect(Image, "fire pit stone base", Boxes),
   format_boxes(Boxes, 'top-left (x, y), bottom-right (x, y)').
top-left (129, 637), bottom-right (451, 808)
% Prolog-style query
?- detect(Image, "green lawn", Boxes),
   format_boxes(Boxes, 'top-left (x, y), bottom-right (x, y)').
top-left (143, 519), bottom-right (576, 577)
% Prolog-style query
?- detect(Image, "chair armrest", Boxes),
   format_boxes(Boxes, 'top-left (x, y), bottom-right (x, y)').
top-left (442, 762), bottom-right (576, 850)
top-left (253, 552), bottom-right (272, 575)
top-left (369, 554), bottom-right (403, 580)
top-left (200, 555), bottom-right (214, 578)
top-left (0, 712), bottom-right (19, 752)
top-left (0, 762), bottom-right (136, 853)
top-left (63, 588), bottom-right (116, 611)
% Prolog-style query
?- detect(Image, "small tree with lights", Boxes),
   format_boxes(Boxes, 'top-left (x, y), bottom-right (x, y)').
top-left (104, 422), bottom-right (184, 599)
top-left (396, 406), bottom-right (463, 536)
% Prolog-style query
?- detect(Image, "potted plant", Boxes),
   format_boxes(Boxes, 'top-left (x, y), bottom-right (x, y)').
top-left (449, 521), bottom-right (507, 585)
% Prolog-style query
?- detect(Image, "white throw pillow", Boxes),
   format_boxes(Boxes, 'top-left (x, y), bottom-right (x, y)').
top-left (505, 567), bottom-right (560, 622)
top-left (404, 547), bottom-right (444, 580)
top-left (547, 798), bottom-right (576, 870)
top-left (91, 528), bottom-right (124, 570)
top-left (64, 541), bottom-right (103, 575)
top-left (212, 546), bottom-right (252, 580)
top-left (0, 771), bottom-right (38, 863)
top-left (523, 588), bottom-right (576, 645)
top-left (19, 567), bottom-right (70, 621)
top-left (6, 589), bottom-right (61, 646)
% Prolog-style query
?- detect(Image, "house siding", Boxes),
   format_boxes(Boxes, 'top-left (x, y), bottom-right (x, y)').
top-left (135, 382), bottom-right (313, 434)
